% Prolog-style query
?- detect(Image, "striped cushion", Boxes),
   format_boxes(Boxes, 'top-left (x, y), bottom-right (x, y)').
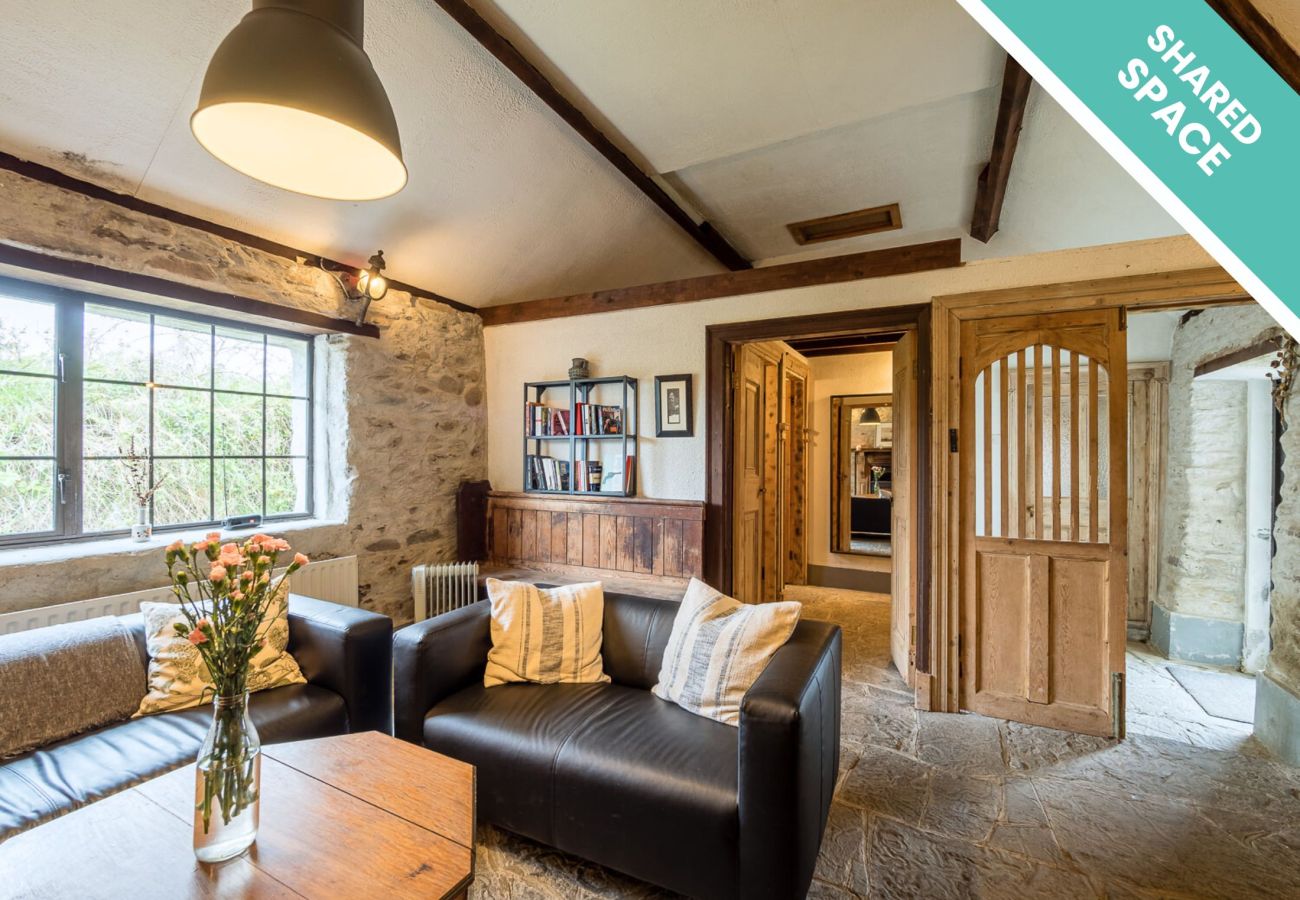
top-left (652, 578), bottom-right (801, 726)
top-left (483, 579), bottom-right (610, 688)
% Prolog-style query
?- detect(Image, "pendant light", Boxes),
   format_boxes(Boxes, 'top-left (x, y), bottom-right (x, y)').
top-left (191, 0), bottom-right (407, 201)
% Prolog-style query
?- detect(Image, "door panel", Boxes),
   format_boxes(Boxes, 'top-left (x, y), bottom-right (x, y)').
top-left (780, 349), bottom-right (811, 590)
top-left (733, 344), bottom-right (765, 605)
top-left (961, 309), bottom-right (1127, 737)
top-left (891, 332), bottom-right (917, 685)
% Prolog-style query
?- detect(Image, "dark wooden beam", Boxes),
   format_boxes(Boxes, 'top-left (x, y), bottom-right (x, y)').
top-left (428, 0), bottom-right (750, 272)
top-left (480, 240), bottom-right (961, 326)
top-left (1193, 334), bottom-right (1284, 378)
top-left (970, 55), bottom-right (1033, 244)
top-left (786, 332), bottom-right (905, 357)
top-left (0, 150), bottom-right (478, 316)
top-left (0, 242), bottom-right (380, 338)
top-left (1206, 0), bottom-right (1300, 95)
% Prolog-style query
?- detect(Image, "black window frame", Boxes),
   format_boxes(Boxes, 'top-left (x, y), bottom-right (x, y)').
top-left (0, 275), bottom-right (315, 548)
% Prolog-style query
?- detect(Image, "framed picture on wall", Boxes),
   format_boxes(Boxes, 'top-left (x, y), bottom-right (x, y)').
top-left (654, 374), bottom-right (694, 437)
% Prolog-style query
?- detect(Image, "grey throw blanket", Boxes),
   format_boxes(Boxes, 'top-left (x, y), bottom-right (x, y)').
top-left (0, 616), bottom-right (146, 759)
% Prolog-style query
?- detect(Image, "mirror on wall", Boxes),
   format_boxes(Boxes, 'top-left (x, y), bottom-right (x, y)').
top-left (830, 394), bottom-right (892, 556)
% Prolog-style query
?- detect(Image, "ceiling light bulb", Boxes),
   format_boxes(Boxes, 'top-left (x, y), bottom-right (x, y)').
top-left (191, 0), bottom-right (407, 201)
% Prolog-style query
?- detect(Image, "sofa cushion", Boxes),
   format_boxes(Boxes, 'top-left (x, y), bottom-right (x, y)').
top-left (0, 682), bottom-right (346, 840)
top-left (423, 680), bottom-right (740, 898)
top-left (483, 579), bottom-right (610, 688)
top-left (423, 682), bottom-right (621, 842)
top-left (653, 578), bottom-right (801, 725)
top-left (135, 590), bottom-right (305, 717)
top-left (0, 617), bottom-right (145, 759)
top-left (552, 687), bottom-right (740, 899)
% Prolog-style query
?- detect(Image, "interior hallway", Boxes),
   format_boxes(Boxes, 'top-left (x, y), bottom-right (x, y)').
top-left (469, 586), bottom-right (1300, 899)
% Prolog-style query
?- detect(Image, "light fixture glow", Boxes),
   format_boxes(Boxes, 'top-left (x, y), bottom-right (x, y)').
top-left (192, 1), bottom-right (407, 201)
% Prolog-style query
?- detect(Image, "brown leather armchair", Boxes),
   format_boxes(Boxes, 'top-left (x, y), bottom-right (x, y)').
top-left (393, 587), bottom-right (842, 900)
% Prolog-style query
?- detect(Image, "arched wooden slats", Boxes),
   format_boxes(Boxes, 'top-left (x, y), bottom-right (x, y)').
top-left (973, 345), bottom-right (1110, 543)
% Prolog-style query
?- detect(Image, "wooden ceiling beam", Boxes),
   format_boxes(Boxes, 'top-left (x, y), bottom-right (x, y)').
top-left (480, 239), bottom-right (962, 326)
top-left (970, 55), bottom-right (1033, 244)
top-left (1206, 0), bottom-right (1300, 95)
top-left (429, 0), bottom-right (750, 272)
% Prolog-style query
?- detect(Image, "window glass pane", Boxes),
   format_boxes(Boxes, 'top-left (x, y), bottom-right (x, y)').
top-left (154, 388), bottom-right (210, 455)
top-left (0, 296), bottom-right (56, 374)
top-left (153, 458), bottom-right (211, 526)
top-left (0, 459), bottom-right (53, 534)
top-left (0, 373), bottom-right (55, 456)
top-left (85, 305), bottom-right (150, 382)
top-left (266, 457), bottom-right (308, 515)
top-left (266, 335), bottom-right (309, 396)
top-left (214, 392), bottom-right (263, 456)
top-left (266, 397), bottom-right (309, 456)
top-left (153, 317), bottom-right (211, 388)
top-left (82, 458), bottom-right (138, 533)
top-left (215, 327), bottom-right (264, 392)
top-left (214, 457), bottom-right (263, 519)
top-left (83, 382), bottom-right (150, 457)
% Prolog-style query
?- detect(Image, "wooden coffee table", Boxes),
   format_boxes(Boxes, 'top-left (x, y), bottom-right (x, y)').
top-left (0, 731), bottom-right (475, 899)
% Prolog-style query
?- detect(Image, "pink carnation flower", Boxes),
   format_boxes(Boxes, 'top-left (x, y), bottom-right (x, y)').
top-left (206, 531), bottom-right (222, 542)
top-left (293, 552), bottom-right (310, 568)
top-left (218, 542), bottom-right (243, 567)
top-left (209, 565), bottom-right (228, 582)
top-left (240, 571), bottom-right (254, 583)
top-left (187, 626), bottom-right (208, 646)
top-left (165, 539), bottom-right (184, 553)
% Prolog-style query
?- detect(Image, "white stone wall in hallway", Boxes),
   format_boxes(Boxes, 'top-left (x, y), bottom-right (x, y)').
top-left (1268, 383), bottom-right (1300, 698)
top-left (0, 170), bottom-right (486, 624)
top-left (1157, 306), bottom-right (1278, 625)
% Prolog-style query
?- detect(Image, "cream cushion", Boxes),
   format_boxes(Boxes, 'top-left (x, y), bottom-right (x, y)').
top-left (483, 578), bottom-right (610, 688)
top-left (135, 586), bottom-right (305, 716)
top-left (652, 578), bottom-right (801, 726)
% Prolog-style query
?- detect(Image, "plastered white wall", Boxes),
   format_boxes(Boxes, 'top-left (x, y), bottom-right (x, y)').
top-left (807, 352), bottom-right (894, 574)
top-left (485, 234), bottom-right (1218, 502)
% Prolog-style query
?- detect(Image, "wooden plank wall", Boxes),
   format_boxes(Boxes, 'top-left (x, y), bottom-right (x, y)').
top-left (486, 491), bottom-right (705, 586)
top-left (1127, 363), bottom-right (1169, 639)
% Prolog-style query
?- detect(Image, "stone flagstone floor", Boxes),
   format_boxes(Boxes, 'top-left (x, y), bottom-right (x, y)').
top-left (470, 586), bottom-right (1300, 899)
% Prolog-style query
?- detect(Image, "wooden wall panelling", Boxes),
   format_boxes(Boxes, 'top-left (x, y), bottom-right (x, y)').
top-left (487, 492), bottom-right (705, 587)
top-left (1126, 364), bottom-right (1169, 638)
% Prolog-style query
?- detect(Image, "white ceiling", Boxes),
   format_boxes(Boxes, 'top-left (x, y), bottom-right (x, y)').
top-left (0, 0), bottom-right (1184, 308)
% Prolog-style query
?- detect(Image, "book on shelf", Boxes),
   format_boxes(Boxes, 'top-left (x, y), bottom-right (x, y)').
top-left (526, 454), bottom-right (571, 491)
top-left (524, 403), bottom-right (571, 437)
top-left (574, 459), bottom-right (603, 492)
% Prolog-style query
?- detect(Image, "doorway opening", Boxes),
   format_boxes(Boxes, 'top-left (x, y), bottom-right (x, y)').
top-left (712, 308), bottom-right (926, 692)
top-left (1123, 306), bottom-right (1284, 744)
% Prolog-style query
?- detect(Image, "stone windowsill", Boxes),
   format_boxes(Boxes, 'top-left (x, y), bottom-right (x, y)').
top-left (0, 518), bottom-right (343, 568)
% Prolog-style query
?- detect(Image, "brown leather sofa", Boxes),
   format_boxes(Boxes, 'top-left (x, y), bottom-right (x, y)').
top-left (0, 594), bottom-right (392, 840)
top-left (393, 587), bottom-right (842, 900)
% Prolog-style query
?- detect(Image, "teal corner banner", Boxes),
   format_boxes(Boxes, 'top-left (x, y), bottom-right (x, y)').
top-left (957, 1), bottom-right (1300, 335)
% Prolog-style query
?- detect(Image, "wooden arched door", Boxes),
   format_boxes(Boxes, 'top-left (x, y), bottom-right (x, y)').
top-left (959, 308), bottom-right (1128, 737)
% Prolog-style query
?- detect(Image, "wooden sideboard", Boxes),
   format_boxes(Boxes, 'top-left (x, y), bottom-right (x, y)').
top-left (486, 491), bottom-right (704, 588)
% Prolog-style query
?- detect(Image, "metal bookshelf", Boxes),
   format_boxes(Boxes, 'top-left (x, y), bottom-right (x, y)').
top-left (523, 375), bottom-right (638, 496)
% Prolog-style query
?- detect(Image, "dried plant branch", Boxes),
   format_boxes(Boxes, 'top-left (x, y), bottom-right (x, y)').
top-left (118, 435), bottom-right (166, 506)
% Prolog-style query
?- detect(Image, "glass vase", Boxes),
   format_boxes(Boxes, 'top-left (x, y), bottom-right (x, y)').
top-left (193, 692), bottom-right (261, 863)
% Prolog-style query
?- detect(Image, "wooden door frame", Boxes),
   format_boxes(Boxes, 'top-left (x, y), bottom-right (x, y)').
top-left (706, 302), bottom-right (933, 662)
top-left (928, 266), bottom-right (1250, 713)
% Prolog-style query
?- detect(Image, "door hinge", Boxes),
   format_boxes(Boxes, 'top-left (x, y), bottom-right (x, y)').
top-left (949, 428), bottom-right (959, 453)
top-left (1111, 672), bottom-right (1126, 740)
top-left (1118, 308), bottom-right (1128, 332)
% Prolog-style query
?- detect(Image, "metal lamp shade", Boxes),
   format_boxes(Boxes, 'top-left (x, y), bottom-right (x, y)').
top-left (191, 1), bottom-right (407, 201)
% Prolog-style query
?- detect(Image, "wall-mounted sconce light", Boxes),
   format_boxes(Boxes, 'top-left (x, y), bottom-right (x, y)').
top-left (318, 250), bottom-right (390, 326)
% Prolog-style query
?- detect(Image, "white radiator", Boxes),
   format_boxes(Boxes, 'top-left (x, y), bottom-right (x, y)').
top-left (413, 562), bottom-right (480, 622)
top-left (0, 555), bottom-right (359, 635)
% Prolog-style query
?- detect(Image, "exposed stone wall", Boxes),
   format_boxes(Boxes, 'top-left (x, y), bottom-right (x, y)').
top-left (1156, 306), bottom-right (1278, 626)
top-left (0, 170), bottom-right (486, 624)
